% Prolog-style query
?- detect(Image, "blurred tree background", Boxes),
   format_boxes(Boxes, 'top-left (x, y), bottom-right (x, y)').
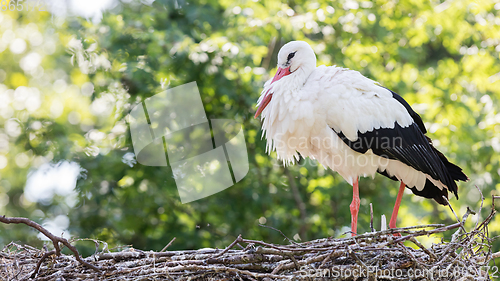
top-left (1, 0), bottom-right (500, 256)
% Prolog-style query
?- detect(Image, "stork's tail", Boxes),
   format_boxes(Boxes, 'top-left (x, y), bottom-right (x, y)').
top-left (435, 147), bottom-right (468, 194)
top-left (416, 147), bottom-right (468, 205)
top-left (380, 146), bottom-right (468, 206)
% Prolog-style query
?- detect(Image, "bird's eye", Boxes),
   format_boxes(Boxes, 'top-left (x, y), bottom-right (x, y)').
top-left (287, 51), bottom-right (296, 61)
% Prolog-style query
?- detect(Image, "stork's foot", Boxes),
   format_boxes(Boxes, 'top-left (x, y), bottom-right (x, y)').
top-left (389, 181), bottom-right (406, 237)
top-left (389, 221), bottom-right (402, 237)
top-left (350, 197), bottom-right (360, 236)
top-left (391, 231), bottom-right (402, 237)
top-left (350, 178), bottom-right (361, 237)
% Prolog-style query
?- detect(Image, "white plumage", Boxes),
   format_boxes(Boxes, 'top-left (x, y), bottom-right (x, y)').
top-left (259, 44), bottom-right (420, 189)
top-left (255, 41), bottom-right (467, 235)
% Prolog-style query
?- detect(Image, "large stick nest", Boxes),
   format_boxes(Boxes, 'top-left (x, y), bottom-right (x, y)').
top-left (1, 202), bottom-right (499, 280)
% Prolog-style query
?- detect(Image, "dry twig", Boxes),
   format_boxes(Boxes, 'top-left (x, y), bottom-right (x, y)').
top-left (0, 215), bottom-right (101, 278)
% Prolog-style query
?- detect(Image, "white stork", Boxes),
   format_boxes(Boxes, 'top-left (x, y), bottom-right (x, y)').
top-left (255, 41), bottom-right (468, 235)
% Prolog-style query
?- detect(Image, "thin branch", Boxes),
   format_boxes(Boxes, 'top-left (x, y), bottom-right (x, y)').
top-left (258, 224), bottom-right (302, 246)
top-left (211, 234), bottom-right (242, 258)
top-left (28, 250), bottom-right (55, 280)
top-left (442, 195), bottom-right (467, 232)
top-left (0, 215), bottom-right (101, 273)
top-left (474, 185), bottom-right (484, 229)
top-left (160, 237), bottom-right (176, 252)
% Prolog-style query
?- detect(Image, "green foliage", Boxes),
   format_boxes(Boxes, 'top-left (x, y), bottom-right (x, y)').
top-left (1, 0), bottom-right (500, 255)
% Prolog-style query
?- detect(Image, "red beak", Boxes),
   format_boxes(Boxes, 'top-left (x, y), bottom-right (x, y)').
top-left (254, 89), bottom-right (272, 119)
top-left (271, 66), bottom-right (292, 83)
top-left (254, 67), bottom-right (292, 118)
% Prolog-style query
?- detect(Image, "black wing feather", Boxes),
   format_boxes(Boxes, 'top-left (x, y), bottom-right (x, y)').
top-left (333, 87), bottom-right (467, 205)
top-left (335, 122), bottom-right (454, 191)
top-left (386, 88), bottom-right (427, 134)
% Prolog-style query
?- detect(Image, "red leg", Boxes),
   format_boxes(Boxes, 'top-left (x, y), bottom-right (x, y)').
top-left (350, 178), bottom-right (360, 236)
top-left (389, 181), bottom-right (406, 231)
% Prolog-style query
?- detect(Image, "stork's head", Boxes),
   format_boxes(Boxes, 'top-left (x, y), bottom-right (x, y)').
top-left (275, 41), bottom-right (316, 80)
top-left (255, 41), bottom-right (317, 118)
